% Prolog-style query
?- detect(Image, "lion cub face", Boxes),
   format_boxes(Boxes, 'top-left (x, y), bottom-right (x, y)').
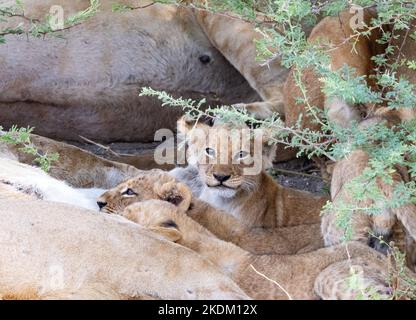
top-left (97, 169), bottom-right (192, 214)
top-left (177, 116), bottom-right (276, 198)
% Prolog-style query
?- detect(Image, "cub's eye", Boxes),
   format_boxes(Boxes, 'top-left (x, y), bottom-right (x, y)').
top-left (122, 188), bottom-right (137, 196)
top-left (205, 148), bottom-right (216, 158)
top-left (235, 150), bottom-right (249, 160)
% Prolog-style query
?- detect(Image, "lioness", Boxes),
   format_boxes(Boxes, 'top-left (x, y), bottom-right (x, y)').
top-left (116, 199), bottom-right (416, 300)
top-left (0, 196), bottom-right (249, 300)
top-left (170, 116), bottom-right (329, 229)
top-left (97, 170), bottom-right (324, 255)
top-left (0, 0), bottom-right (261, 142)
top-left (1, 0), bottom-right (299, 143)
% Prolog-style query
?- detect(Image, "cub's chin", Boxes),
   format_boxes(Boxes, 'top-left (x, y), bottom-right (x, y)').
top-left (207, 185), bottom-right (238, 199)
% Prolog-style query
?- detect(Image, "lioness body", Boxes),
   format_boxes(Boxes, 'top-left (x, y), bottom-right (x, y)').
top-left (302, 16), bottom-right (416, 264)
top-left (0, 197), bottom-right (249, 300)
top-left (0, 132), bottom-right (140, 188)
top-left (0, 0), bottom-right (259, 142)
top-left (280, 9), bottom-right (416, 265)
top-left (0, 157), bottom-right (104, 210)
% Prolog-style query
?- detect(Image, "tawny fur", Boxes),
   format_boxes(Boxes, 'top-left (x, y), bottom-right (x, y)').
top-left (375, 20), bottom-right (416, 122)
top-left (0, 133), bottom-right (250, 300)
top-left (322, 147), bottom-right (416, 270)
top-left (0, 194), bottom-right (249, 300)
top-left (172, 116), bottom-right (329, 229)
top-left (284, 9), bottom-right (385, 131)
top-left (280, 12), bottom-right (416, 267)
top-left (118, 200), bottom-right (416, 300)
top-left (283, 13), bottom-right (415, 146)
top-left (98, 172), bottom-right (324, 255)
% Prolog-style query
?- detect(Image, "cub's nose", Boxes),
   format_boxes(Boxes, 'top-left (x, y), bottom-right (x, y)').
top-left (97, 201), bottom-right (107, 210)
top-left (213, 173), bottom-right (231, 183)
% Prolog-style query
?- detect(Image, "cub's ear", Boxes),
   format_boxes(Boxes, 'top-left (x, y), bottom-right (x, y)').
top-left (254, 128), bottom-right (277, 169)
top-left (149, 221), bottom-right (182, 243)
top-left (262, 144), bottom-right (277, 170)
top-left (154, 181), bottom-right (192, 213)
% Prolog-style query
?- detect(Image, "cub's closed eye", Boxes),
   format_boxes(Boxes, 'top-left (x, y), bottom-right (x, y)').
top-left (122, 188), bottom-right (137, 196)
top-left (205, 148), bottom-right (216, 158)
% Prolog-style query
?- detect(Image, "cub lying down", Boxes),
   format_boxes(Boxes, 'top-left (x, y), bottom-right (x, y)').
top-left (118, 199), bottom-right (415, 300)
top-left (0, 197), bottom-right (249, 300)
top-left (98, 170), bottom-right (324, 255)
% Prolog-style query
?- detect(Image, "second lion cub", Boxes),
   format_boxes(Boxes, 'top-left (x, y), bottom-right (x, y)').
top-left (171, 116), bottom-right (329, 229)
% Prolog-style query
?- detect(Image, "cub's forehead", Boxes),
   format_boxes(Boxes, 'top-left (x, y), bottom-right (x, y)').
top-left (124, 171), bottom-right (174, 185)
top-left (128, 176), bottom-right (144, 183)
top-left (124, 175), bottom-right (148, 185)
top-left (197, 132), bottom-right (256, 148)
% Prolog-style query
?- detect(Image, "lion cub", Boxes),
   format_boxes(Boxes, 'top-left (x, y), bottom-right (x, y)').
top-left (118, 199), bottom-right (415, 300)
top-left (170, 116), bottom-right (329, 229)
top-left (97, 170), bottom-right (324, 255)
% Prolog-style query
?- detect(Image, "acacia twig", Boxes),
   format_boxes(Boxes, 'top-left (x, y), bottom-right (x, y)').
top-left (79, 135), bottom-right (121, 158)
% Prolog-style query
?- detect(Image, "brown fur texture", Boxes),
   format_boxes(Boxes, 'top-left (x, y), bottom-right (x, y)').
top-left (375, 19), bottom-right (416, 122)
top-left (317, 19), bottom-right (416, 268)
top-left (283, 13), bottom-right (415, 150)
top-left (0, 196), bottom-right (250, 300)
top-left (0, 132), bottom-right (251, 299)
top-left (284, 9), bottom-right (385, 131)
top-left (173, 116), bottom-right (328, 229)
top-left (118, 200), bottom-right (415, 300)
top-left (0, 0), bottom-right (259, 142)
top-left (98, 171), bottom-right (324, 255)
top-left (322, 147), bottom-right (416, 270)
